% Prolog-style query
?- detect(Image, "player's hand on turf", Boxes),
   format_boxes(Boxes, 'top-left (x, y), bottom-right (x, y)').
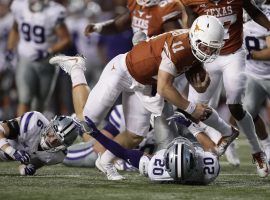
top-left (190, 72), bottom-right (211, 93)
top-left (13, 150), bottom-right (31, 164)
top-left (84, 23), bottom-right (96, 36)
top-left (191, 103), bottom-right (212, 121)
top-left (19, 164), bottom-right (36, 176)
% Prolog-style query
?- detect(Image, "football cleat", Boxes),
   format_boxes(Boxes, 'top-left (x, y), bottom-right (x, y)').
top-left (224, 141), bottom-right (240, 167)
top-left (95, 153), bottom-right (106, 173)
top-left (217, 126), bottom-right (239, 157)
top-left (49, 55), bottom-right (86, 75)
top-left (95, 154), bottom-right (125, 180)
top-left (252, 151), bottom-right (269, 178)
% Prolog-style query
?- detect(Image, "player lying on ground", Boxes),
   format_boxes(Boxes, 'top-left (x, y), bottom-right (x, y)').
top-left (0, 112), bottom-right (80, 175)
top-left (80, 116), bottom-right (219, 185)
top-left (63, 105), bottom-right (217, 168)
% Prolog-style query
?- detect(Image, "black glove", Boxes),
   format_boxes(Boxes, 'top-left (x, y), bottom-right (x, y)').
top-left (24, 164), bottom-right (36, 175)
top-left (5, 50), bottom-right (14, 62)
top-left (13, 150), bottom-right (31, 164)
top-left (34, 49), bottom-right (50, 61)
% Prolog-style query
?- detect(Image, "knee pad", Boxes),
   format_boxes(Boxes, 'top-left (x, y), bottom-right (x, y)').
top-left (228, 104), bottom-right (246, 121)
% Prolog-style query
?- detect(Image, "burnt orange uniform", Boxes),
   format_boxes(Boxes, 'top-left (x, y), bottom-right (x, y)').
top-left (128, 0), bottom-right (183, 36)
top-left (181, 0), bottom-right (243, 55)
top-left (126, 30), bottom-right (196, 85)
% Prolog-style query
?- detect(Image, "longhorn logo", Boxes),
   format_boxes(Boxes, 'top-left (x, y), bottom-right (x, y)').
top-left (194, 23), bottom-right (204, 32)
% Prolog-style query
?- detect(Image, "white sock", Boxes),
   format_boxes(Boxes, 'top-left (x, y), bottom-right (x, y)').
top-left (100, 150), bottom-right (116, 164)
top-left (71, 68), bottom-right (87, 87)
top-left (260, 135), bottom-right (270, 150)
top-left (204, 125), bottom-right (222, 144)
top-left (236, 112), bottom-right (262, 153)
top-left (203, 109), bottom-right (232, 136)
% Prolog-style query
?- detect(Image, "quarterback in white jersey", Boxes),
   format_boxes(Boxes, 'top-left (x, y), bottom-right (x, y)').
top-left (243, 1), bottom-right (270, 162)
top-left (0, 111), bottom-right (80, 175)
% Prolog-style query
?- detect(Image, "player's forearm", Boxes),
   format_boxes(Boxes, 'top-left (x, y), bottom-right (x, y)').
top-left (49, 37), bottom-right (72, 54)
top-left (157, 83), bottom-right (190, 111)
top-left (6, 25), bottom-right (19, 51)
top-left (251, 48), bottom-right (270, 60)
top-left (244, 1), bottom-right (270, 30)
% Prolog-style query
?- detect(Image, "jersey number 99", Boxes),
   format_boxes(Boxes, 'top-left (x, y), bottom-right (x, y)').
top-left (21, 23), bottom-right (45, 44)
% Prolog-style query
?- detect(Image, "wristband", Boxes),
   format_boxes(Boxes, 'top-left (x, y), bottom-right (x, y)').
top-left (93, 19), bottom-right (114, 33)
top-left (4, 146), bottom-right (16, 158)
top-left (185, 102), bottom-right (196, 114)
top-left (0, 138), bottom-right (8, 149)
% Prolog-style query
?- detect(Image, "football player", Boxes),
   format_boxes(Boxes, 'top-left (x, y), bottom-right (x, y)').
top-left (0, 112), bottom-right (80, 176)
top-left (63, 105), bottom-right (156, 169)
top-left (181, 0), bottom-right (270, 177)
top-left (6, 0), bottom-right (72, 116)
top-left (49, 15), bottom-right (239, 180)
top-left (84, 0), bottom-right (187, 176)
top-left (80, 117), bottom-right (219, 185)
top-left (243, 0), bottom-right (270, 163)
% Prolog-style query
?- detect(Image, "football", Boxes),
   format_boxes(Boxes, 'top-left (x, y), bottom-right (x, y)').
top-left (185, 64), bottom-right (207, 82)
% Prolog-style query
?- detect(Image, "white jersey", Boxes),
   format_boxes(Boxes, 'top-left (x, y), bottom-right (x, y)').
top-left (7, 111), bottom-right (65, 167)
top-left (0, 13), bottom-right (14, 71)
top-left (140, 146), bottom-right (219, 184)
top-left (244, 5), bottom-right (270, 79)
top-left (11, 0), bottom-right (66, 60)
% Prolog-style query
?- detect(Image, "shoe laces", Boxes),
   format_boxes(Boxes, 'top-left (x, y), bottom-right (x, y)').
top-left (105, 163), bottom-right (121, 177)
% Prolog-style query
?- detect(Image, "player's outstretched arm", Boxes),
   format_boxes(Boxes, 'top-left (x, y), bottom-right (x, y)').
top-left (84, 11), bottom-right (131, 36)
top-left (81, 117), bottom-right (144, 169)
top-left (244, 0), bottom-right (270, 30)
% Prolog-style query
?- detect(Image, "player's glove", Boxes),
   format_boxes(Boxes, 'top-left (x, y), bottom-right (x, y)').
top-left (34, 49), bottom-right (51, 61)
top-left (80, 116), bottom-right (99, 136)
top-left (13, 150), bottom-right (31, 164)
top-left (19, 164), bottom-right (36, 176)
top-left (167, 111), bottom-right (192, 127)
top-left (5, 50), bottom-right (14, 62)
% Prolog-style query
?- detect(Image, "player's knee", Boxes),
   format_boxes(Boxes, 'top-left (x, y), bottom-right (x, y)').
top-left (228, 104), bottom-right (246, 121)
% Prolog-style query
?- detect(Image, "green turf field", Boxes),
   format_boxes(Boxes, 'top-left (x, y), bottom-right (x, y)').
top-left (1, 138), bottom-right (269, 200)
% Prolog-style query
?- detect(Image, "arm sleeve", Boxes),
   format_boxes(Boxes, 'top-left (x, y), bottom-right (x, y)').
top-left (161, 1), bottom-right (182, 23)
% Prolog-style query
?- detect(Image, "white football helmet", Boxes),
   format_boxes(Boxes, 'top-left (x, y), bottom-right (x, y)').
top-left (164, 137), bottom-right (196, 182)
top-left (136, 0), bottom-right (160, 7)
top-left (189, 15), bottom-right (225, 63)
top-left (40, 116), bottom-right (80, 152)
top-left (29, 0), bottom-right (49, 12)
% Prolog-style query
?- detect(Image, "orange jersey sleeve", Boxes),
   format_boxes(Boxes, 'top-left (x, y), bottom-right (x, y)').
top-left (159, 0), bottom-right (183, 23)
top-left (180, 0), bottom-right (207, 6)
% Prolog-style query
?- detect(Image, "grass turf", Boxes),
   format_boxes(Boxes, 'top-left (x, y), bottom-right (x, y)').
top-left (0, 138), bottom-right (269, 200)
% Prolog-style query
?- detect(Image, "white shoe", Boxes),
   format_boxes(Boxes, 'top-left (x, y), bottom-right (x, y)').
top-left (103, 163), bottom-right (126, 180)
top-left (217, 126), bottom-right (239, 156)
top-left (95, 153), bottom-right (106, 173)
top-left (95, 154), bottom-right (125, 180)
top-left (252, 151), bottom-right (269, 178)
top-left (49, 55), bottom-right (86, 75)
top-left (224, 142), bottom-right (240, 167)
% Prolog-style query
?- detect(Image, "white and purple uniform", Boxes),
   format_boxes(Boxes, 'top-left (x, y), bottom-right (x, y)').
top-left (0, 111), bottom-right (66, 167)
top-left (139, 146), bottom-right (220, 184)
